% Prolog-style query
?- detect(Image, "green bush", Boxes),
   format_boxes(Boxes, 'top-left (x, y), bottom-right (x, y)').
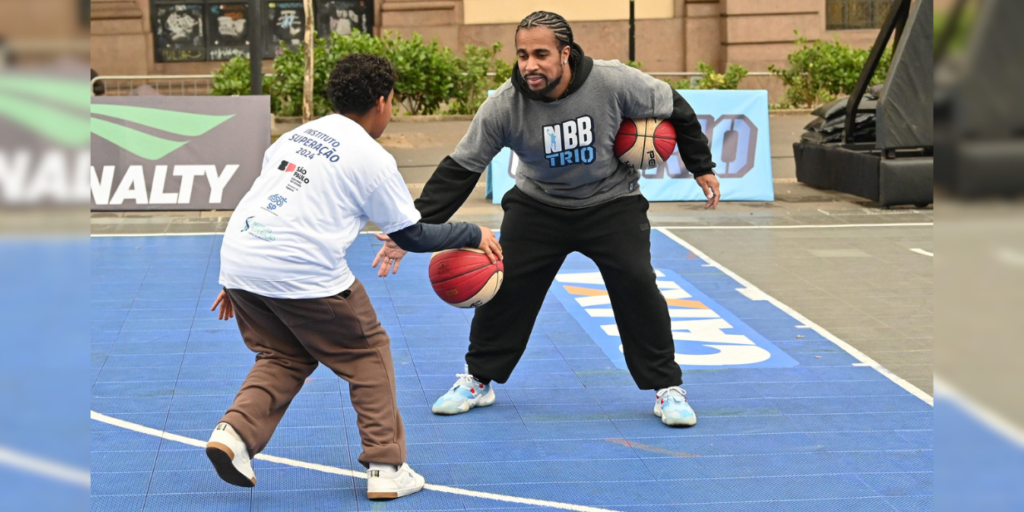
top-left (264, 34), bottom-right (332, 117)
top-left (267, 30), bottom-right (461, 116)
top-left (769, 33), bottom-right (893, 108)
top-left (385, 33), bottom-right (462, 115)
top-left (447, 42), bottom-right (512, 115)
top-left (659, 61), bottom-right (748, 91)
top-left (694, 62), bottom-right (748, 90)
top-left (210, 56), bottom-right (255, 96)
top-left (217, 32), bottom-right (760, 115)
top-left (662, 77), bottom-right (691, 89)
top-left (212, 30), bottom-right (514, 116)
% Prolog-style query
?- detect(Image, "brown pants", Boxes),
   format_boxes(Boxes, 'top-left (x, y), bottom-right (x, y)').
top-left (221, 280), bottom-right (406, 467)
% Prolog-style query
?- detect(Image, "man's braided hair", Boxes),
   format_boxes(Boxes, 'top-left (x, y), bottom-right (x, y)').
top-left (516, 11), bottom-right (582, 67)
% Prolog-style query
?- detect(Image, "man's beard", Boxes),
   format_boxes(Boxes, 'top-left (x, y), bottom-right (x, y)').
top-left (526, 70), bottom-right (563, 97)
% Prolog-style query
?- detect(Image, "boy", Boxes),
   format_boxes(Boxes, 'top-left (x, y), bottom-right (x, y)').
top-left (207, 54), bottom-right (500, 500)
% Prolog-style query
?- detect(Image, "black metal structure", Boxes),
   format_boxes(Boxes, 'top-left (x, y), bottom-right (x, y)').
top-left (629, 0), bottom-right (635, 63)
top-left (249, 0), bottom-right (264, 95)
top-left (844, 0), bottom-right (910, 145)
top-left (794, 0), bottom-right (933, 207)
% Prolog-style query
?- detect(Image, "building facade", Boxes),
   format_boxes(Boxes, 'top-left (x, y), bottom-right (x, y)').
top-left (91, 0), bottom-right (893, 93)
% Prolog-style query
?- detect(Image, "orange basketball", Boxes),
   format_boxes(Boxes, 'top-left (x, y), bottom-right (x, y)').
top-left (428, 248), bottom-right (504, 308)
top-left (614, 118), bottom-right (677, 171)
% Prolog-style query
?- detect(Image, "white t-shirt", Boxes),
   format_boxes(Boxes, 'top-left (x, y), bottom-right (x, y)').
top-left (219, 115), bottom-right (420, 299)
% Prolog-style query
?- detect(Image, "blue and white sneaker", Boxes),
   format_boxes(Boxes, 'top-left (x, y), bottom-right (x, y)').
top-left (655, 387), bottom-right (697, 427)
top-left (431, 369), bottom-right (495, 415)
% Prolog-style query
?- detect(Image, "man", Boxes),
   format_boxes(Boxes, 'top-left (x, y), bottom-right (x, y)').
top-left (375, 11), bottom-right (720, 427)
top-left (207, 54), bottom-right (501, 500)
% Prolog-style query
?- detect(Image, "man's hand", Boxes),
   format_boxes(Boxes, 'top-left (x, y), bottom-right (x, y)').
top-left (211, 290), bottom-right (234, 320)
top-left (477, 226), bottom-right (502, 263)
top-left (695, 173), bottom-right (721, 209)
top-left (372, 233), bottom-right (408, 277)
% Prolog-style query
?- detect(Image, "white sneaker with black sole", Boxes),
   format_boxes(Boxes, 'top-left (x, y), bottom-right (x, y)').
top-left (366, 463), bottom-right (425, 500)
top-left (206, 422), bottom-right (256, 487)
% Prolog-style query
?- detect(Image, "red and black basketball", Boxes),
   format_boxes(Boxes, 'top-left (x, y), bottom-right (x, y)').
top-left (614, 118), bottom-right (677, 171)
top-left (428, 248), bottom-right (504, 309)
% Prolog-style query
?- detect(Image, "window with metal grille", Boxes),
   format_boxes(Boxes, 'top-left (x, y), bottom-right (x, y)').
top-left (150, 0), bottom-right (374, 63)
top-left (826, 0), bottom-right (896, 30)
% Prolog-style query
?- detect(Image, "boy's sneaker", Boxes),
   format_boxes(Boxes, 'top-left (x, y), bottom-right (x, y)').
top-left (367, 463), bottom-right (425, 500)
top-left (654, 387), bottom-right (697, 427)
top-left (431, 370), bottom-right (495, 415)
top-left (206, 422), bottom-right (257, 487)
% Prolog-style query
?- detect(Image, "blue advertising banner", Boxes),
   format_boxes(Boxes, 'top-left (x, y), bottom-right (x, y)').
top-left (486, 89), bottom-right (774, 203)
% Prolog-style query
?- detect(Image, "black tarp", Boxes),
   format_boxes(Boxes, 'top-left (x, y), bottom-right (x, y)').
top-left (875, 0), bottom-right (934, 149)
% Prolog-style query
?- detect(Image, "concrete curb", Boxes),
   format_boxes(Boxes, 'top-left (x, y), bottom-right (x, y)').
top-left (769, 109), bottom-right (815, 116)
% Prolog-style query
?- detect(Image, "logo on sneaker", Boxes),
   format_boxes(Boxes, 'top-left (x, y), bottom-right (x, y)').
top-left (368, 470), bottom-right (380, 478)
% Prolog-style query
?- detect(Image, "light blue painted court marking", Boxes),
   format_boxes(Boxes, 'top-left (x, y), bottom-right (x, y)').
top-left (551, 266), bottom-right (799, 370)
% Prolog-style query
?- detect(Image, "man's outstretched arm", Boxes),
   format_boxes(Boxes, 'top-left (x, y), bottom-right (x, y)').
top-left (414, 156), bottom-right (481, 224)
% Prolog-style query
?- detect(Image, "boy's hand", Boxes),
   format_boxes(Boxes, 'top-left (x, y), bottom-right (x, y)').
top-left (478, 226), bottom-right (502, 263)
top-left (373, 233), bottom-right (407, 277)
top-left (211, 290), bottom-right (234, 320)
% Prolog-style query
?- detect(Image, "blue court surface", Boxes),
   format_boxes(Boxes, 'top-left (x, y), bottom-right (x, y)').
top-left (91, 230), bottom-right (932, 511)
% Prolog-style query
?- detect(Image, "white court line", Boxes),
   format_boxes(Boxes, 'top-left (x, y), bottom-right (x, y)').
top-left (934, 376), bottom-right (1024, 448)
top-left (90, 411), bottom-right (625, 512)
top-left (657, 222), bottom-right (933, 230)
top-left (910, 248), bottom-right (934, 257)
top-left (0, 445), bottom-right (90, 487)
top-left (655, 227), bottom-right (933, 406)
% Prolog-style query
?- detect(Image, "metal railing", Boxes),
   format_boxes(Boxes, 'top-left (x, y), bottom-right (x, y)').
top-left (91, 74), bottom-right (217, 97)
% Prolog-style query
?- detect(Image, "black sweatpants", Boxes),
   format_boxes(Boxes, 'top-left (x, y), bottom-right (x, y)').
top-left (466, 187), bottom-right (682, 390)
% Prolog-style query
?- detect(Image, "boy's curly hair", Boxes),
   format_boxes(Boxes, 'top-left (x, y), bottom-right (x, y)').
top-left (326, 54), bottom-right (397, 115)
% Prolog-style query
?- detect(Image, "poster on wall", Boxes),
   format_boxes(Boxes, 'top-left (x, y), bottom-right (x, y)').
top-left (207, 3), bottom-right (251, 60)
top-left (265, 2), bottom-right (306, 57)
top-left (153, 4), bottom-right (206, 62)
top-left (316, 0), bottom-right (373, 37)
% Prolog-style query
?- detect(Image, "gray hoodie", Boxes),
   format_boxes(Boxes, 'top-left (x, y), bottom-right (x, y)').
top-left (450, 56), bottom-right (675, 209)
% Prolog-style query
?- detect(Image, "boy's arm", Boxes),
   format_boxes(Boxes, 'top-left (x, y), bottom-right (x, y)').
top-left (364, 157), bottom-right (500, 276)
top-left (387, 221), bottom-right (481, 253)
top-left (415, 96), bottom-right (506, 224)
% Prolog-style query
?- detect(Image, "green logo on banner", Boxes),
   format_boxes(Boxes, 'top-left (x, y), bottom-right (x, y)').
top-left (0, 76), bottom-right (89, 147)
top-left (90, 104), bottom-right (234, 160)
